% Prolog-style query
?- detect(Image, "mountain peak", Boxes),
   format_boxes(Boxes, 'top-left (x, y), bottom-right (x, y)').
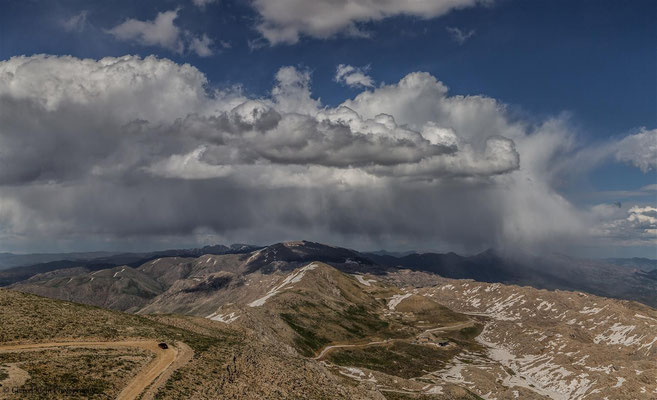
top-left (241, 241), bottom-right (371, 274)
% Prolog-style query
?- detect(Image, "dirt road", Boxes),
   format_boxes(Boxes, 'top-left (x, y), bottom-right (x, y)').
top-left (421, 321), bottom-right (474, 334)
top-left (313, 339), bottom-right (392, 360)
top-left (0, 339), bottom-right (192, 400)
top-left (313, 321), bottom-right (474, 360)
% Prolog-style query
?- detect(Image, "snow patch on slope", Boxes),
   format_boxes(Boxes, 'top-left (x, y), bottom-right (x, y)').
top-left (207, 311), bottom-right (240, 324)
top-left (477, 325), bottom-right (595, 400)
top-left (580, 305), bottom-right (606, 315)
top-left (388, 293), bottom-right (412, 310)
top-left (248, 263), bottom-right (318, 307)
top-left (593, 323), bottom-right (643, 346)
top-left (353, 274), bottom-right (376, 287)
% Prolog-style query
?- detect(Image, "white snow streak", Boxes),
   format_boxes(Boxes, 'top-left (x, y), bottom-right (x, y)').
top-left (248, 263), bottom-right (318, 307)
top-left (388, 293), bottom-right (412, 310)
top-left (354, 274), bottom-right (376, 287)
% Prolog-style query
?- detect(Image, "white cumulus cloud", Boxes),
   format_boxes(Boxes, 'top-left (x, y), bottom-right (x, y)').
top-left (107, 10), bottom-right (215, 57)
top-left (591, 204), bottom-right (657, 246)
top-left (192, 0), bottom-right (218, 9)
top-left (251, 0), bottom-right (491, 44)
top-left (615, 128), bottom-right (657, 172)
top-left (189, 34), bottom-right (214, 57)
top-left (446, 26), bottom-right (475, 44)
top-left (335, 64), bottom-right (374, 88)
top-left (61, 10), bottom-right (88, 32)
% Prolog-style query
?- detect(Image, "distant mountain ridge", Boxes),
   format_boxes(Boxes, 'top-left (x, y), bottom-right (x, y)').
top-left (3, 241), bottom-right (656, 308)
top-left (605, 257), bottom-right (657, 271)
top-left (365, 249), bottom-right (657, 307)
top-left (0, 243), bottom-right (261, 286)
top-left (0, 251), bottom-right (118, 270)
top-left (0, 243), bottom-right (261, 270)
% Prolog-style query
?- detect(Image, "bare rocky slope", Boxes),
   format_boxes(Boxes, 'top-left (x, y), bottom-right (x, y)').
top-left (3, 241), bottom-right (656, 399)
top-left (150, 255), bottom-right (657, 399)
top-left (385, 270), bottom-right (657, 399)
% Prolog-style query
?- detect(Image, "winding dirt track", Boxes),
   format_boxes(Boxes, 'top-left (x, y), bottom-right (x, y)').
top-left (0, 340), bottom-right (192, 400)
top-left (419, 321), bottom-right (474, 335)
top-left (313, 321), bottom-right (475, 360)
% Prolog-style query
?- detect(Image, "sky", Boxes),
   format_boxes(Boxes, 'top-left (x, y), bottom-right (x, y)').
top-left (0, 0), bottom-right (655, 257)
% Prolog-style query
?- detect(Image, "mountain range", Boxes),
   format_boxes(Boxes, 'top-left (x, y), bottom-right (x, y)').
top-left (1, 240), bottom-right (655, 399)
top-left (3, 241), bottom-right (655, 307)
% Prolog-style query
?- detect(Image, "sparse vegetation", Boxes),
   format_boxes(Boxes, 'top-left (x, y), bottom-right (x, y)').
top-left (457, 326), bottom-right (481, 340)
top-left (0, 289), bottom-right (228, 354)
top-left (121, 279), bottom-right (159, 298)
top-left (382, 391), bottom-right (485, 400)
top-left (382, 392), bottom-right (441, 400)
top-left (0, 366), bottom-right (8, 381)
top-left (0, 348), bottom-right (151, 399)
top-left (280, 313), bottom-right (330, 357)
top-left (328, 341), bottom-right (459, 378)
top-left (181, 275), bottom-right (232, 293)
top-left (341, 305), bottom-right (389, 332)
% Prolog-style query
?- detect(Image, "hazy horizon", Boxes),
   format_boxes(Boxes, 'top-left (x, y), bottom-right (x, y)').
top-left (2, 239), bottom-right (656, 260)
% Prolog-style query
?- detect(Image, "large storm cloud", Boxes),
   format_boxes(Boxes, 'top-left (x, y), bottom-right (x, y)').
top-left (0, 55), bottom-right (653, 252)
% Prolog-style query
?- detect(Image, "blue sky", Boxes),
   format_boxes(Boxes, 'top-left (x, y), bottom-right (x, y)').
top-left (2, 0), bottom-right (654, 133)
top-left (0, 0), bottom-right (655, 256)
